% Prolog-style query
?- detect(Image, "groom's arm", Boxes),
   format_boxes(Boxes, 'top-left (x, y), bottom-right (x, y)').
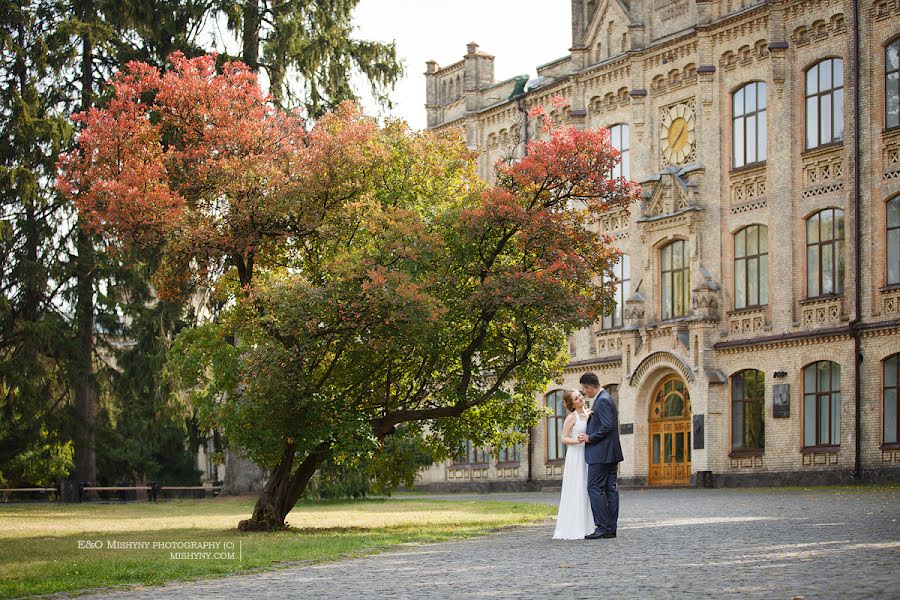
top-left (586, 399), bottom-right (614, 444)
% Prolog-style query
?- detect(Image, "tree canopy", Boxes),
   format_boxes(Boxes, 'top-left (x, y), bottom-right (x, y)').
top-left (58, 54), bottom-right (640, 529)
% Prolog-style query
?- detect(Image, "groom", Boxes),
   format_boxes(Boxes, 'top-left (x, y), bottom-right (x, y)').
top-left (577, 372), bottom-right (623, 540)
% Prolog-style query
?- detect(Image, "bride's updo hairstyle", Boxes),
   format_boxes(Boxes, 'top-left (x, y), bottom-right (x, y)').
top-left (562, 390), bottom-right (580, 412)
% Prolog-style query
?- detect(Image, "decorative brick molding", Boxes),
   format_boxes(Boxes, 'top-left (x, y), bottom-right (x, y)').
top-left (802, 451), bottom-right (839, 466)
top-left (628, 350), bottom-right (695, 386)
top-left (799, 296), bottom-right (843, 327)
top-left (730, 455), bottom-right (764, 469)
top-left (545, 463), bottom-right (564, 478)
top-left (802, 182), bottom-right (845, 198)
top-left (447, 466), bottom-right (490, 481)
top-left (719, 38), bottom-right (770, 71)
top-left (872, 0), bottom-right (900, 22)
top-left (593, 330), bottom-right (622, 356)
top-left (730, 169), bottom-right (767, 204)
top-left (803, 153), bottom-right (843, 185)
top-left (495, 466), bottom-right (520, 478)
top-left (882, 289), bottom-right (900, 316)
top-left (884, 135), bottom-right (900, 179)
top-left (790, 12), bottom-right (846, 48)
top-left (641, 162), bottom-right (704, 218)
top-left (728, 307), bottom-right (766, 335)
top-left (599, 208), bottom-right (630, 234)
top-left (882, 447), bottom-right (900, 463)
top-left (730, 199), bottom-right (768, 215)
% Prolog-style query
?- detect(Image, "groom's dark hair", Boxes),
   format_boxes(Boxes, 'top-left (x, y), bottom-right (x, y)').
top-left (579, 372), bottom-right (600, 386)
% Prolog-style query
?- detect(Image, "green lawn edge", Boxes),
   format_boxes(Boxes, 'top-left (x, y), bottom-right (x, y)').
top-left (0, 498), bottom-right (556, 599)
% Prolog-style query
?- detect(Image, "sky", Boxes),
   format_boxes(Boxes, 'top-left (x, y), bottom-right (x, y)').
top-left (351, 0), bottom-right (571, 130)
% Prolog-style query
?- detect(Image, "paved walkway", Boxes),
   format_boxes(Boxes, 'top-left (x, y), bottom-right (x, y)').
top-left (73, 487), bottom-right (899, 599)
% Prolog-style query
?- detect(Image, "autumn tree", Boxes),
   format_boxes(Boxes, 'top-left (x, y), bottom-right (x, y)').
top-left (59, 55), bottom-right (639, 529)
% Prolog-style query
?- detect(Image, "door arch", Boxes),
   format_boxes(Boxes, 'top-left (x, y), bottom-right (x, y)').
top-left (648, 374), bottom-right (692, 486)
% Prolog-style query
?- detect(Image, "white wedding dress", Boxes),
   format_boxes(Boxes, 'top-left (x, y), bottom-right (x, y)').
top-left (552, 411), bottom-right (595, 539)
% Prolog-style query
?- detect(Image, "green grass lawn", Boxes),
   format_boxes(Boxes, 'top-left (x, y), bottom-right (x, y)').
top-left (0, 497), bottom-right (555, 598)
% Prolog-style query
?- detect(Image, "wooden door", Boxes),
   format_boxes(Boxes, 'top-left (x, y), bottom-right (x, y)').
top-left (648, 376), bottom-right (691, 486)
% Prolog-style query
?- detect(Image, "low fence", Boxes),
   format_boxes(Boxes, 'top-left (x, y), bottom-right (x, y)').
top-left (0, 482), bottom-right (223, 502)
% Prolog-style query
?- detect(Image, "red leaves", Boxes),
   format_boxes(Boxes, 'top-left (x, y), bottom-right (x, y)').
top-left (57, 52), bottom-right (388, 299)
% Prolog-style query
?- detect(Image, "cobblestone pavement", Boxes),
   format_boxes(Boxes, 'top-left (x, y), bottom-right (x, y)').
top-left (72, 487), bottom-right (899, 599)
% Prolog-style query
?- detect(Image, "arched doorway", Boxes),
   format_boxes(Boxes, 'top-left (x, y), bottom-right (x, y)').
top-left (648, 375), bottom-right (692, 486)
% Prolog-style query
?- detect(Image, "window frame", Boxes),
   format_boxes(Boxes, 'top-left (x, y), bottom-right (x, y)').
top-left (601, 254), bottom-right (631, 330)
top-left (609, 123), bottom-right (631, 180)
top-left (886, 38), bottom-right (900, 131)
top-left (730, 369), bottom-right (765, 453)
top-left (804, 58), bottom-right (845, 150)
top-left (802, 361), bottom-right (841, 449)
top-left (452, 439), bottom-right (490, 466)
top-left (660, 239), bottom-right (690, 320)
top-left (732, 81), bottom-right (767, 169)
top-left (806, 208), bottom-right (845, 298)
top-left (884, 354), bottom-right (900, 447)
top-left (887, 196), bottom-right (900, 286)
top-left (545, 389), bottom-right (567, 462)
top-left (734, 224), bottom-right (769, 309)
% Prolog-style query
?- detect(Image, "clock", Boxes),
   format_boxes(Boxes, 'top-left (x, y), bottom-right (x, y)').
top-left (660, 102), bottom-right (696, 166)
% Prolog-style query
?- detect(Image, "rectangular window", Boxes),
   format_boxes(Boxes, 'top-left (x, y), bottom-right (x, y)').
top-left (888, 41), bottom-right (900, 129)
top-left (807, 246), bottom-right (819, 297)
top-left (804, 394), bottom-right (817, 446)
top-left (885, 356), bottom-right (899, 445)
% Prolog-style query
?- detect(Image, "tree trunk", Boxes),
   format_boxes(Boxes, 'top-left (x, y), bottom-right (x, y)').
top-left (241, 0), bottom-right (260, 72)
top-left (238, 442), bottom-right (329, 531)
top-left (72, 0), bottom-right (98, 498)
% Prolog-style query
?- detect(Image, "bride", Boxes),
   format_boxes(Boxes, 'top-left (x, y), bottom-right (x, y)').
top-left (552, 390), bottom-right (595, 540)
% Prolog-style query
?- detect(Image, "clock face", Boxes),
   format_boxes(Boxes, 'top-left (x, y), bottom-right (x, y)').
top-left (660, 103), bottom-right (696, 165)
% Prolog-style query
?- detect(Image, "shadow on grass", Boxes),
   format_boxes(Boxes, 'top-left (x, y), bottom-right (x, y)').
top-left (0, 501), bottom-right (554, 599)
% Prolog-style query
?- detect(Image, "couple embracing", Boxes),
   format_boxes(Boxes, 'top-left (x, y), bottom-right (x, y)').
top-left (552, 372), bottom-right (624, 540)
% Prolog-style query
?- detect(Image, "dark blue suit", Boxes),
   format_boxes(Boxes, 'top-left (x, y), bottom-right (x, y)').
top-left (584, 389), bottom-right (624, 534)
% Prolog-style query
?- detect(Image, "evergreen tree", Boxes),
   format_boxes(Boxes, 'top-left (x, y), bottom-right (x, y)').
top-left (0, 0), bottom-right (75, 486)
top-left (217, 0), bottom-right (402, 115)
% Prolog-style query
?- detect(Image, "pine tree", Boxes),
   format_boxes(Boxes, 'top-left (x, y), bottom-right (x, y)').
top-left (0, 0), bottom-right (75, 486)
top-left (217, 0), bottom-right (402, 115)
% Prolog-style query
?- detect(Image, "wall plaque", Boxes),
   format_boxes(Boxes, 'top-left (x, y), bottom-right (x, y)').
top-left (619, 423), bottom-right (634, 435)
top-left (693, 414), bottom-right (704, 449)
top-left (773, 384), bottom-right (790, 418)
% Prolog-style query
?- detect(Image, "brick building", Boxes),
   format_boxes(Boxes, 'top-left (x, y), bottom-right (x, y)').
top-left (415, 0), bottom-right (900, 489)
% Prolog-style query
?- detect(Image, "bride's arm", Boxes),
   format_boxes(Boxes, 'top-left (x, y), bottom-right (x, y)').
top-left (560, 414), bottom-right (582, 445)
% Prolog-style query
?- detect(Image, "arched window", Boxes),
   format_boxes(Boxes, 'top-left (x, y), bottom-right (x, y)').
top-left (734, 224), bottom-right (769, 309)
top-left (806, 208), bottom-right (845, 298)
top-left (609, 124), bottom-right (630, 180)
top-left (803, 361), bottom-right (841, 447)
top-left (448, 78), bottom-right (454, 100)
top-left (733, 81), bottom-right (767, 168)
top-left (453, 440), bottom-right (489, 465)
top-left (546, 390), bottom-right (567, 461)
top-left (885, 354), bottom-right (899, 445)
top-left (888, 196), bottom-right (900, 285)
top-left (731, 370), bottom-right (765, 451)
top-left (601, 254), bottom-right (630, 329)
top-left (805, 58), bottom-right (844, 149)
top-left (886, 39), bottom-right (899, 129)
top-left (661, 240), bottom-right (690, 319)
